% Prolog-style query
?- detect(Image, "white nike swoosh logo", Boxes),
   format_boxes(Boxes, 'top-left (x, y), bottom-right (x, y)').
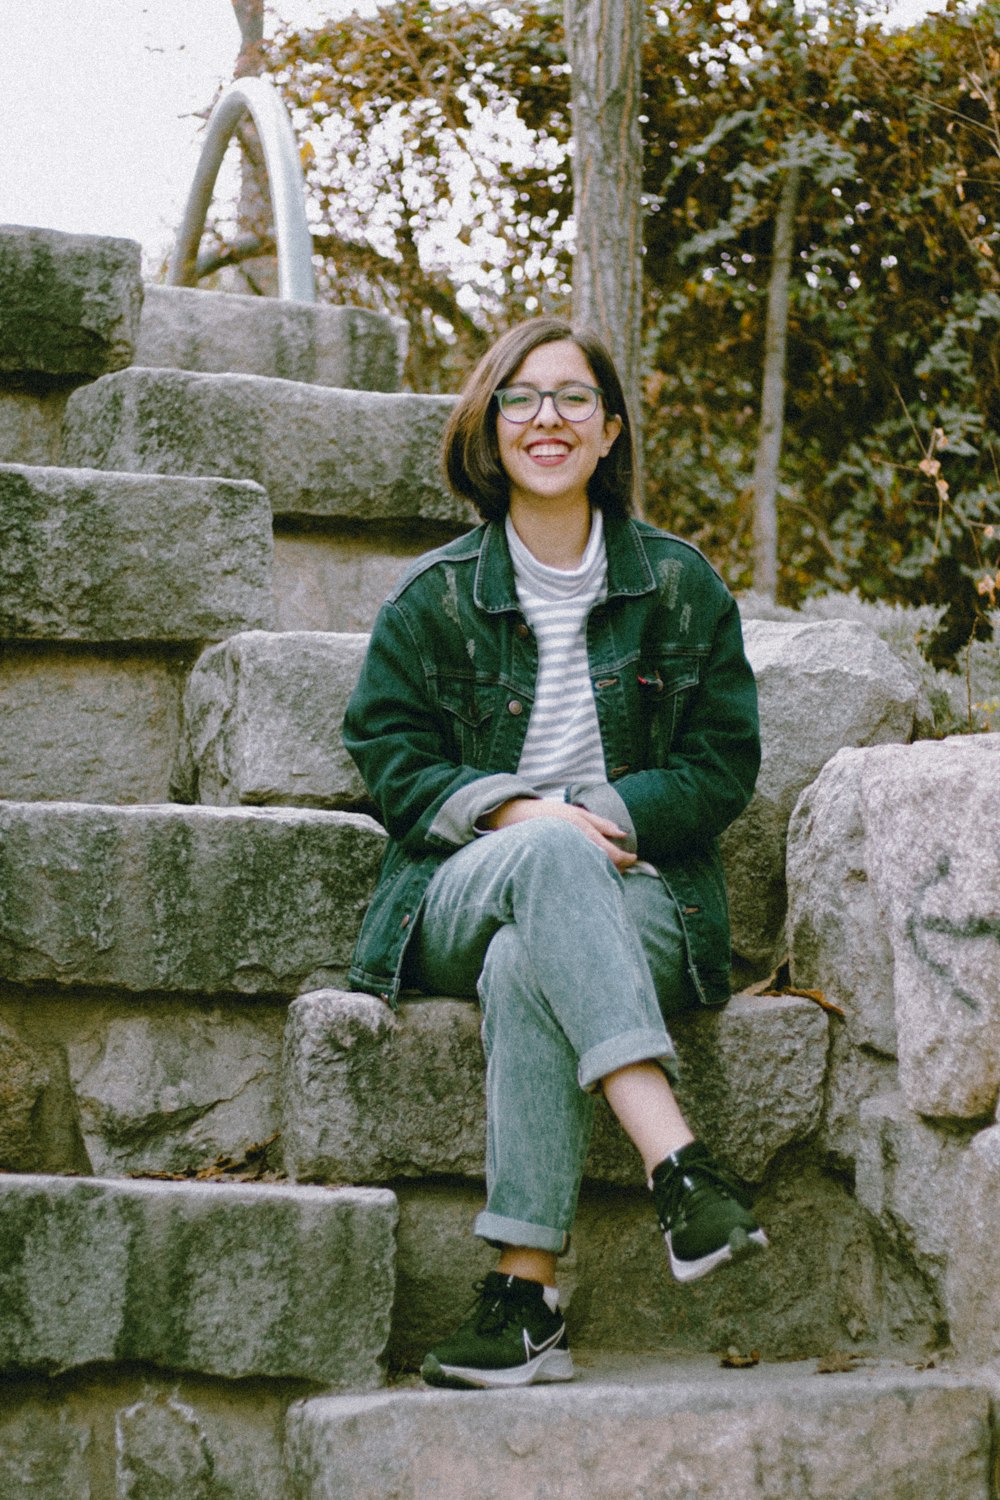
top-left (523, 1323), bottom-right (565, 1358)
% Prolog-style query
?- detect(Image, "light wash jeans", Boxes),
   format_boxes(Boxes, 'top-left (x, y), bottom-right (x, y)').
top-left (408, 818), bottom-right (696, 1253)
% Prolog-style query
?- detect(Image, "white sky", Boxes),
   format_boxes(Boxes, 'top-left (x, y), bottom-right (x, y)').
top-left (0, 0), bottom-right (950, 277)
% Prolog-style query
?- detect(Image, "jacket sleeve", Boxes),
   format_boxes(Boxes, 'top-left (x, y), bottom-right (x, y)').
top-left (342, 597), bottom-right (537, 856)
top-left (611, 592), bottom-right (760, 864)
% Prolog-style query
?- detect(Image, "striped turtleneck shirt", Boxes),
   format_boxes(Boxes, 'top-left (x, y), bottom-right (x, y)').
top-left (506, 510), bottom-right (608, 798)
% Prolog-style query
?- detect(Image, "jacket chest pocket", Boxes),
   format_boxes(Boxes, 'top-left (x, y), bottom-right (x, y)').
top-left (435, 678), bottom-right (497, 765)
top-left (638, 655), bottom-right (701, 760)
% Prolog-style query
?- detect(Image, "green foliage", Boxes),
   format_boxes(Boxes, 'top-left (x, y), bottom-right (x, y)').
top-left (250, 0), bottom-right (1000, 661)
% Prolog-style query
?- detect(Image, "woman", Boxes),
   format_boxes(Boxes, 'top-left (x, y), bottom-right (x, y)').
top-left (343, 316), bottom-right (765, 1390)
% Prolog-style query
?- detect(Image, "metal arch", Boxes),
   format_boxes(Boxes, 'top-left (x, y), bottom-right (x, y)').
top-left (167, 75), bottom-right (315, 302)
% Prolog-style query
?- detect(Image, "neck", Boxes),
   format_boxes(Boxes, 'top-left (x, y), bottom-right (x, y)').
top-left (507, 497), bottom-right (593, 569)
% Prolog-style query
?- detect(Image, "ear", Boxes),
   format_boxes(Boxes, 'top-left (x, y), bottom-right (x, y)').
top-left (600, 413), bottom-right (623, 457)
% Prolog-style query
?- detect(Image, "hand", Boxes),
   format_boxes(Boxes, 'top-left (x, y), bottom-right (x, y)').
top-left (481, 798), bottom-right (638, 872)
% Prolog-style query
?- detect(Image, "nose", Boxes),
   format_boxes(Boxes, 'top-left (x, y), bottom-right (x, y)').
top-left (534, 393), bottom-right (563, 426)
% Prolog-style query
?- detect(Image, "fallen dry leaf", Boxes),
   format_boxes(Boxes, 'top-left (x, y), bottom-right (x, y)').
top-left (721, 1346), bottom-right (761, 1369)
top-left (741, 961), bottom-right (845, 1018)
top-left (129, 1135), bottom-right (282, 1185)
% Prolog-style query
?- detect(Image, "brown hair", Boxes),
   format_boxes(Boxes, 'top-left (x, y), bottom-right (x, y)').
top-left (442, 316), bottom-right (635, 523)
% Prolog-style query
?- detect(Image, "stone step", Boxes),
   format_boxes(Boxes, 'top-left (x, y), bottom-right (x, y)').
top-left (0, 1173), bottom-right (396, 1386)
top-left (285, 1356), bottom-right (995, 1500)
top-left (280, 989), bottom-right (947, 1368)
top-left (136, 283), bottom-right (406, 391)
top-left (0, 462), bottom-right (273, 643)
top-left (282, 990), bottom-right (828, 1189)
top-left (386, 1163), bottom-right (933, 1371)
top-left (60, 366), bottom-right (471, 528)
top-left (0, 800), bottom-right (385, 996)
top-left (0, 461), bottom-right (274, 806)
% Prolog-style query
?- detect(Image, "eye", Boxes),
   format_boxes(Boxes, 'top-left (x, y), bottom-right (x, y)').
top-left (499, 387), bottom-right (535, 414)
top-left (559, 386), bottom-right (592, 408)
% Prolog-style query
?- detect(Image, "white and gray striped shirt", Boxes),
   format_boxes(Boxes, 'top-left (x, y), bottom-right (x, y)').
top-left (506, 511), bottom-right (608, 798)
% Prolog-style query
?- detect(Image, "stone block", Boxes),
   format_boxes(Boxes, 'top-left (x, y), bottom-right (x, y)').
top-left (286, 1363), bottom-right (991, 1500)
top-left (670, 993), bottom-right (828, 1183)
top-left (173, 631), bottom-right (370, 809)
top-left (0, 1368), bottom-right (294, 1500)
top-left (0, 1019), bottom-right (49, 1170)
top-left (0, 388), bottom-right (67, 464)
top-left (855, 1092), bottom-right (969, 1272)
top-left (0, 463), bottom-right (274, 642)
top-left (0, 225), bottom-right (142, 381)
top-left (0, 1402), bottom-right (91, 1500)
top-left (789, 736), bottom-right (1000, 1120)
top-left (0, 1174), bottom-right (397, 1385)
top-left (137, 284), bottom-right (406, 390)
top-left (61, 367), bottom-right (471, 527)
top-left (946, 1123), bottom-right (1000, 1359)
top-left (282, 990), bottom-right (826, 1189)
top-left (272, 530), bottom-right (437, 634)
top-left (66, 999), bottom-right (285, 1176)
top-left (723, 619), bottom-right (919, 974)
top-left (0, 647), bottom-right (189, 805)
top-left (787, 747), bottom-right (898, 1056)
top-left (282, 992), bottom-right (487, 1183)
top-left (0, 801), bottom-right (386, 996)
top-left (814, 1022), bottom-right (899, 1171)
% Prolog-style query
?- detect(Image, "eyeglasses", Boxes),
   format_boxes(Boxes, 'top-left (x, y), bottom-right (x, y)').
top-left (495, 383), bottom-right (603, 423)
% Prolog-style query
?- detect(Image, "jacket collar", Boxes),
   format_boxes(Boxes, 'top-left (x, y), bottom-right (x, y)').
top-left (473, 512), bottom-right (656, 614)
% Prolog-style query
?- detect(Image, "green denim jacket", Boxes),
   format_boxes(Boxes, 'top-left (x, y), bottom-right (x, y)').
top-left (342, 514), bottom-right (760, 1007)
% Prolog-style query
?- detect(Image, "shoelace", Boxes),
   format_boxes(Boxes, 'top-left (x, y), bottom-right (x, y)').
top-left (469, 1277), bottom-right (529, 1334)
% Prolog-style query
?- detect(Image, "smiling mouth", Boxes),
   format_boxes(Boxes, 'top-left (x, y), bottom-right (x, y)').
top-left (525, 442), bottom-right (572, 461)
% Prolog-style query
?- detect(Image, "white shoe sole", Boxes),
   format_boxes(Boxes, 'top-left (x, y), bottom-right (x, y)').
top-left (667, 1226), bottom-right (769, 1284)
top-left (423, 1347), bottom-right (575, 1390)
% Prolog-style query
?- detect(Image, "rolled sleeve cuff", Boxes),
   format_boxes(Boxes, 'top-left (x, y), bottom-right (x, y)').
top-left (565, 781), bottom-right (638, 854)
top-left (427, 773), bottom-right (541, 848)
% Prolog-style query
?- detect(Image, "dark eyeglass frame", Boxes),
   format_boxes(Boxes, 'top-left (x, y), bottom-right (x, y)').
top-left (494, 383), bottom-right (604, 423)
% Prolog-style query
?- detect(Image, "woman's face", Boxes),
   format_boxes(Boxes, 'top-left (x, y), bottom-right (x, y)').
top-left (495, 339), bottom-right (621, 514)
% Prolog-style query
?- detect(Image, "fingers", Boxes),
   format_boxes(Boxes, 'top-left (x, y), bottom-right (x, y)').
top-left (572, 808), bottom-right (627, 837)
top-left (595, 837), bottom-right (638, 872)
top-left (483, 798), bottom-right (637, 869)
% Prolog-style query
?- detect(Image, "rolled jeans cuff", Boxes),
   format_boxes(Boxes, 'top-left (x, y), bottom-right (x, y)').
top-left (474, 1210), bottom-right (571, 1255)
top-left (578, 1027), bottom-right (679, 1093)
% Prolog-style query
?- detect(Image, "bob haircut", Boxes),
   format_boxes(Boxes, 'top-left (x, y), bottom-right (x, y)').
top-left (442, 316), bottom-right (635, 523)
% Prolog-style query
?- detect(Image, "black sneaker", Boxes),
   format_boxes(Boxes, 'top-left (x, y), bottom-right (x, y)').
top-left (420, 1272), bottom-right (574, 1390)
top-left (650, 1141), bottom-right (768, 1283)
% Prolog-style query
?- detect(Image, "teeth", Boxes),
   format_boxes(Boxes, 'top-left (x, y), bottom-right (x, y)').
top-left (528, 444), bottom-right (569, 457)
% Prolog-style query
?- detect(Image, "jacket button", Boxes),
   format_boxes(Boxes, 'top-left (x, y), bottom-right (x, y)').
top-left (401, 913), bottom-right (411, 928)
top-left (516, 622), bottom-right (530, 639)
top-left (507, 699), bottom-right (523, 716)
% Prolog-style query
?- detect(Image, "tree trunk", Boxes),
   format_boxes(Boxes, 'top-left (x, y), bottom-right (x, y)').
top-left (751, 162), bottom-right (801, 598)
top-left (564, 0), bottom-right (645, 510)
